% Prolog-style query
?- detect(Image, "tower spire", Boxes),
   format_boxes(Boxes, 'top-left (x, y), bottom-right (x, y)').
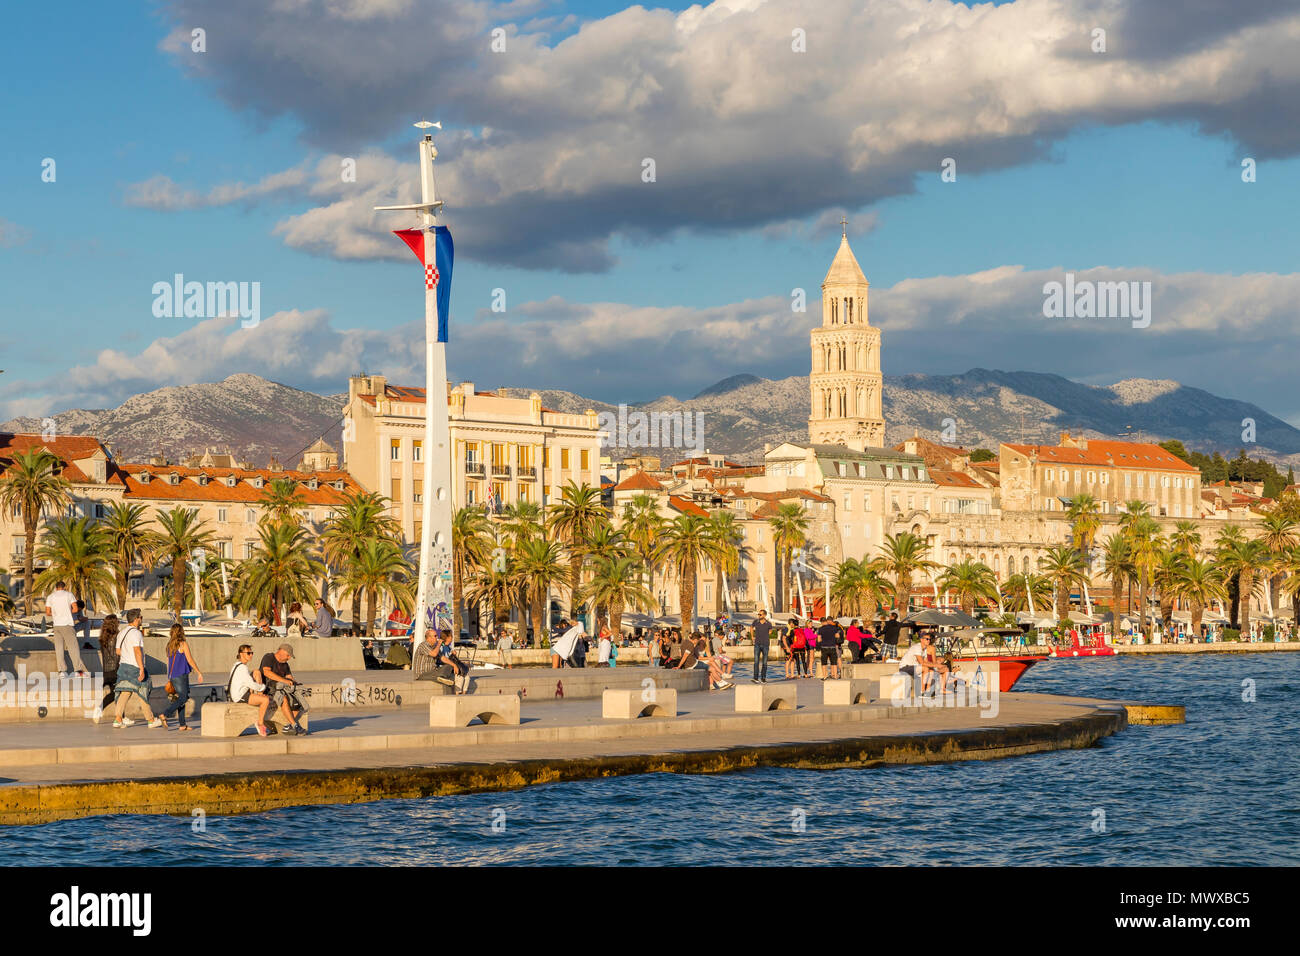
top-left (840, 214), bottom-right (847, 238)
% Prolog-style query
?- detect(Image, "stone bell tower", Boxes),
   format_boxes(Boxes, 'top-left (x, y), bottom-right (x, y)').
top-left (808, 221), bottom-right (884, 450)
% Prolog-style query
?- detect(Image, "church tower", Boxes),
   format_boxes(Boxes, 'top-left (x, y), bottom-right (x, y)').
top-left (808, 223), bottom-right (884, 449)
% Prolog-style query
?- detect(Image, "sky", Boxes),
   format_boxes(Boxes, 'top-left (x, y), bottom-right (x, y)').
top-left (3, 0), bottom-right (1300, 423)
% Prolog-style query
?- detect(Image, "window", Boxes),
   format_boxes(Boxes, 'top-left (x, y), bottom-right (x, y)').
top-left (244, 542), bottom-right (256, 559)
top-left (413, 440), bottom-right (423, 462)
top-left (1087, 471), bottom-right (1094, 484)
top-left (1162, 475), bottom-right (1170, 488)
top-left (543, 446), bottom-right (550, 468)
top-left (862, 525), bottom-right (871, 541)
top-left (391, 478), bottom-right (401, 503)
top-left (702, 583), bottom-right (712, 602)
top-left (820, 501), bottom-right (828, 512)
top-left (245, 508), bottom-right (256, 523)
top-left (580, 449), bottom-right (590, 471)
top-left (491, 443), bottom-right (507, 467)
top-left (517, 445), bottom-right (533, 468)
top-left (907, 495), bottom-right (914, 510)
top-left (1101, 473), bottom-right (1108, 485)
top-left (863, 494), bottom-right (871, 511)
top-left (885, 465), bottom-right (895, 479)
top-left (217, 541), bottom-right (232, 559)
top-left (890, 494), bottom-right (899, 511)
top-left (1045, 468), bottom-right (1053, 481)
top-left (822, 522), bottom-right (829, 533)
top-left (466, 482), bottom-right (479, 505)
top-left (843, 494), bottom-right (851, 511)
top-left (215, 508), bottom-right (227, 523)
top-left (11, 537), bottom-right (25, 556)
top-left (843, 526), bottom-right (851, 537)
top-left (561, 448), bottom-right (571, 470)
top-left (823, 545), bottom-right (831, 557)
top-left (414, 522), bottom-right (422, 543)
top-left (413, 479), bottom-right (423, 503)
top-left (390, 439), bottom-right (401, 460)
top-left (519, 483), bottom-right (532, 503)
top-left (465, 441), bottom-right (480, 466)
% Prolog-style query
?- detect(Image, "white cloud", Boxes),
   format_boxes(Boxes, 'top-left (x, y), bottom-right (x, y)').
top-left (137, 0), bottom-right (1300, 270)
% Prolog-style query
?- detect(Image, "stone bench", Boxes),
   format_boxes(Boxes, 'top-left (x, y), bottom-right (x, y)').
top-left (429, 694), bottom-right (520, 727)
top-left (602, 688), bottom-right (677, 719)
top-left (878, 673), bottom-right (914, 703)
top-left (734, 682), bottom-right (796, 712)
top-left (823, 678), bottom-right (875, 706)
top-left (200, 702), bottom-right (309, 737)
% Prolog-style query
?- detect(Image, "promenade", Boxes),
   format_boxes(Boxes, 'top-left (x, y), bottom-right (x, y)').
top-left (0, 663), bottom-right (1161, 824)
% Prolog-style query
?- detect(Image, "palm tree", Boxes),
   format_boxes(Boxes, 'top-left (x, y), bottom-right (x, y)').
top-left (160, 554), bottom-right (234, 612)
top-left (547, 482), bottom-right (607, 618)
top-left (1169, 520), bottom-right (1202, 557)
top-left (466, 562), bottom-right (516, 635)
top-left (1065, 493), bottom-right (1102, 556)
top-left (235, 521), bottom-right (326, 621)
top-left (767, 502), bottom-right (809, 613)
top-left (32, 516), bottom-right (116, 611)
top-left (1002, 572), bottom-right (1052, 613)
top-left (1037, 546), bottom-right (1089, 622)
top-left (0, 568), bottom-right (15, 617)
top-left (621, 494), bottom-right (664, 591)
top-left (830, 558), bottom-right (891, 617)
top-left (1172, 557), bottom-right (1228, 640)
top-left (935, 559), bottom-right (998, 616)
top-left (872, 531), bottom-right (937, 613)
top-left (101, 501), bottom-right (153, 612)
top-left (1216, 537), bottom-right (1271, 638)
top-left (1098, 533), bottom-right (1136, 642)
top-left (450, 507), bottom-right (493, 640)
top-left (339, 538), bottom-right (413, 637)
top-left (258, 477), bottom-right (305, 527)
top-left (1213, 524), bottom-right (1248, 624)
top-left (579, 522), bottom-right (631, 622)
top-left (1278, 544), bottom-right (1300, 629)
top-left (321, 490), bottom-right (402, 635)
top-left (1151, 546), bottom-right (1186, 631)
top-left (1258, 511), bottom-right (1297, 616)
top-left (707, 510), bottom-right (744, 616)
top-left (659, 513), bottom-right (720, 634)
top-left (1118, 499), bottom-right (1151, 534)
top-left (0, 448), bottom-right (71, 614)
top-left (1128, 516), bottom-right (1164, 637)
top-left (513, 537), bottom-right (570, 646)
top-left (580, 554), bottom-right (655, 638)
top-left (149, 507), bottom-right (217, 621)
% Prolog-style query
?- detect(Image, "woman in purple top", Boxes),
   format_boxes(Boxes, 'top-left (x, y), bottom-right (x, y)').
top-left (158, 624), bottom-right (204, 731)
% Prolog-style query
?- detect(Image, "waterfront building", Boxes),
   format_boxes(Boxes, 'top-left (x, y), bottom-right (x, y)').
top-left (342, 375), bottom-right (604, 544)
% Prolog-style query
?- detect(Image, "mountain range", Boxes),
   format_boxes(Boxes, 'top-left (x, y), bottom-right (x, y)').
top-left (5, 370), bottom-right (1299, 468)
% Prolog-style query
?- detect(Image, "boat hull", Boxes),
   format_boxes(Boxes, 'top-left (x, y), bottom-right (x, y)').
top-left (1050, 646), bottom-right (1117, 658)
top-left (951, 655), bottom-right (1041, 692)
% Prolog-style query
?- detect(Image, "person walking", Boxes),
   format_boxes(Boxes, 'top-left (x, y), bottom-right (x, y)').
top-left (158, 624), bottom-right (203, 731)
top-left (779, 619), bottom-right (795, 679)
top-left (91, 613), bottom-right (122, 721)
top-left (751, 609), bottom-right (773, 683)
top-left (597, 619), bottom-right (612, 667)
top-left (111, 609), bottom-right (164, 729)
top-left (496, 625), bottom-right (514, 668)
top-left (45, 581), bottom-right (89, 677)
top-left (882, 611), bottom-right (902, 660)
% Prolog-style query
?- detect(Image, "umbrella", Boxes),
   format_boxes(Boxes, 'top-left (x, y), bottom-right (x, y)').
top-left (945, 609), bottom-right (982, 627)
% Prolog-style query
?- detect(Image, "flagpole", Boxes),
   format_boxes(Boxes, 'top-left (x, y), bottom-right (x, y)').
top-left (376, 122), bottom-right (455, 653)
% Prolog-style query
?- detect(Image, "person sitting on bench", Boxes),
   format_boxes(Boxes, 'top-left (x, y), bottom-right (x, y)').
top-left (259, 643), bottom-right (308, 735)
top-left (414, 630), bottom-right (468, 690)
top-left (227, 644), bottom-right (272, 736)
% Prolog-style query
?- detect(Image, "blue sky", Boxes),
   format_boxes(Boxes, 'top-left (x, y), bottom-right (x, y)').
top-left (3, 0), bottom-right (1300, 425)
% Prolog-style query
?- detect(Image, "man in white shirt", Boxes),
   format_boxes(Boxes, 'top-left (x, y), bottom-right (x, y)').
top-left (45, 581), bottom-right (88, 677)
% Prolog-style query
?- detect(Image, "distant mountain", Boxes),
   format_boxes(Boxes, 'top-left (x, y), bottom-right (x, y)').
top-left (693, 373), bottom-right (762, 399)
top-left (7, 370), bottom-right (1299, 470)
top-left (1, 373), bottom-right (343, 467)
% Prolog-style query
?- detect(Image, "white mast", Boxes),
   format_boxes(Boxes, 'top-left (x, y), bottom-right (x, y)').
top-left (375, 122), bottom-right (455, 650)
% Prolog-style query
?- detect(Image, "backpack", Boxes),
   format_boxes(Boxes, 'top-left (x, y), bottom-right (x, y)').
top-left (792, 629), bottom-right (806, 649)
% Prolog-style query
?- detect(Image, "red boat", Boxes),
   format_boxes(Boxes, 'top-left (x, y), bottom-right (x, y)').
top-left (1049, 628), bottom-right (1116, 658)
top-left (951, 654), bottom-right (1042, 692)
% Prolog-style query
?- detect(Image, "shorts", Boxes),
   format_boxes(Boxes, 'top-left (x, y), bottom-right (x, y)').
top-left (899, 665), bottom-right (917, 678)
top-left (820, 648), bottom-right (838, 665)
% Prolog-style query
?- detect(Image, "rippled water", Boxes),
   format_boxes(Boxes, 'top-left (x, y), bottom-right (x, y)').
top-left (3, 654), bottom-right (1296, 865)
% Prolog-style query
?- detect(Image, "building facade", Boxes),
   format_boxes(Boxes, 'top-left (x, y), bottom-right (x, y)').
top-left (343, 375), bottom-right (605, 543)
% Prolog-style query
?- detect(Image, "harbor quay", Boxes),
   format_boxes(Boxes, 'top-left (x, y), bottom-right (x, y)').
top-left (0, 662), bottom-right (1179, 825)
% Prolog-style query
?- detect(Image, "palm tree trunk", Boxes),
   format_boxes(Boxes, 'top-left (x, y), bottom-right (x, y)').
top-left (22, 521), bottom-right (35, 616)
top-left (569, 554), bottom-right (582, 619)
top-left (116, 550), bottom-right (129, 612)
top-left (1240, 571), bottom-right (1253, 639)
top-left (452, 559), bottom-right (463, 640)
top-left (715, 564), bottom-right (723, 617)
top-left (173, 557), bottom-right (185, 620)
top-left (531, 588), bottom-right (544, 651)
top-left (365, 587), bottom-right (376, 639)
top-left (351, 588), bottom-right (363, 637)
top-left (1110, 577), bottom-right (1122, 642)
top-left (680, 557), bottom-right (696, 635)
top-left (1191, 600), bottom-right (1203, 640)
top-left (611, 597), bottom-right (624, 640)
top-left (1138, 574), bottom-right (1148, 638)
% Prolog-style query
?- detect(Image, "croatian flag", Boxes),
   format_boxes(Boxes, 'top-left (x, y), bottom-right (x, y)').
top-left (485, 485), bottom-right (497, 514)
top-left (392, 225), bottom-right (455, 342)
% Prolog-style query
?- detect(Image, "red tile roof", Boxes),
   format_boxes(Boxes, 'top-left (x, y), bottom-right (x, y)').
top-left (1002, 440), bottom-right (1197, 472)
top-left (120, 464), bottom-right (360, 504)
top-left (930, 469), bottom-right (984, 489)
top-left (612, 470), bottom-right (665, 492)
top-left (0, 433), bottom-right (123, 486)
top-left (667, 495), bottom-right (710, 518)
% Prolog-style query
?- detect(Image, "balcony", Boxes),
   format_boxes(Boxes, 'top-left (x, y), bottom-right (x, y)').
top-left (491, 464), bottom-right (513, 479)
top-left (517, 465), bottom-right (538, 481)
top-left (465, 461), bottom-right (485, 478)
